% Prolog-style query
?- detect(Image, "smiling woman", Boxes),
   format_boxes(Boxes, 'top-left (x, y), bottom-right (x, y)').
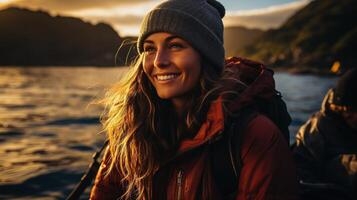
top-left (89, 0), bottom-right (299, 199)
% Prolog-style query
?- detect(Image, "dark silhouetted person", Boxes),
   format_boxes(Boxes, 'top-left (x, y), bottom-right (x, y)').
top-left (293, 68), bottom-right (357, 200)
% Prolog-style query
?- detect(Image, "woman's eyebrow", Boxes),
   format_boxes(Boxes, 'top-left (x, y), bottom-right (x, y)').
top-left (165, 35), bottom-right (180, 42)
top-left (143, 35), bottom-right (182, 45)
top-left (143, 40), bottom-right (154, 44)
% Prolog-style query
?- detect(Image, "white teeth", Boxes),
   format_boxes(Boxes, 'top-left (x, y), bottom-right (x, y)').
top-left (156, 74), bottom-right (178, 81)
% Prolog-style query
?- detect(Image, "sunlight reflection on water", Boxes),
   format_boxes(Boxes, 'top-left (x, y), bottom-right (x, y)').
top-left (0, 67), bottom-right (128, 199)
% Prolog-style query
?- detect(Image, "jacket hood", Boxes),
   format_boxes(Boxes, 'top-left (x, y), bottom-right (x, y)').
top-left (178, 57), bottom-right (277, 153)
top-left (320, 89), bottom-right (348, 124)
top-left (225, 57), bottom-right (276, 112)
top-left (321, 89), bottom-right (334, 115)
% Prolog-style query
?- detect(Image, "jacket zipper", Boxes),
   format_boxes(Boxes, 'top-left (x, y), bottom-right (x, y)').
top-left (176, 170), bottom-right (184, 200)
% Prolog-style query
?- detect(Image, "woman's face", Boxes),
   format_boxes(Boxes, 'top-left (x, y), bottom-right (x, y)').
top-left (143, 32), bottom-right (201, 103)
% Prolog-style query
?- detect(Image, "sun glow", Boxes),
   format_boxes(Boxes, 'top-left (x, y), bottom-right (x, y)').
top-left (0, 0), bottom-right (12, 3)
top-left (0, 0), bottom-right (14, 8)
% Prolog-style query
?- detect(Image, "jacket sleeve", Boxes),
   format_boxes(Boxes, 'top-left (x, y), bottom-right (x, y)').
top-left (90, 146), bottom-right (123, 200)
top-left (292, 113), bottom-right (326, 183)
top-left (236, 115), bottom-right (299, 200)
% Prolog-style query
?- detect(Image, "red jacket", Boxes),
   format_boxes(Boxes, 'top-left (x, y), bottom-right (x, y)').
top-left (90, 57), bottom-right (299, 200)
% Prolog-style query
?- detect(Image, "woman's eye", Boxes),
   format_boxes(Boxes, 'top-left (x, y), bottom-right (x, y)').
top-left (169, 43), bottom-right (184, 50)
top-left (144, 46), bottom-right (156, 53)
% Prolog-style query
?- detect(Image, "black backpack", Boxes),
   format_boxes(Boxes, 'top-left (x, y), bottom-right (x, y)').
top-left (210, 57), bottom-right (292, 199)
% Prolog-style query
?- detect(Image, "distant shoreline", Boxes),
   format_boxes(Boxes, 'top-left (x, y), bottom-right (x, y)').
top-left (273, 66), bottom-right (337, 76)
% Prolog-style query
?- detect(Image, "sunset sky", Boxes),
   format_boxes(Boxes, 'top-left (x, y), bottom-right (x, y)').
top-left (0, 0), bottom-right (311, 36)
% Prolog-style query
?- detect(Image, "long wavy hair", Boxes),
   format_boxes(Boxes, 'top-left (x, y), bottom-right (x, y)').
top-left (101, 53), bottom-right (246, 200)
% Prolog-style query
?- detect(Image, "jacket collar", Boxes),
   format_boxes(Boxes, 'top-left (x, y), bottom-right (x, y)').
top-left (178, 97), bottom-right (225, 153)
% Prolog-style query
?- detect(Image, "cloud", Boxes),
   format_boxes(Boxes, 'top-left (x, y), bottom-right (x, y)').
top-left (83, 14), bottom-right (144, 36)
top-left (0, 0), bottom-right (160, 36)
top-left (2, 0), bottom-right (155, 12)
top-left (224, 0), bottom-right (311, 30)
top-left (63, 2), bottom-right (160, 36)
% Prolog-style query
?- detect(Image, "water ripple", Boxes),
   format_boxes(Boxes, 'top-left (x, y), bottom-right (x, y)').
top-left (46, 117), bottom-right (100, 126)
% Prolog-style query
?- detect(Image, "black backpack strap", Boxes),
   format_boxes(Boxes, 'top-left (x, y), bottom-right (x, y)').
top-left (66, 140), bottom-right (109, 200)
top-left (210, 108), bottom-right (259, 199)
top-left (257, 91), bottom-right (291, 145)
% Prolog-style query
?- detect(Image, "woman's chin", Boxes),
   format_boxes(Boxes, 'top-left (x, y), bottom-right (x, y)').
top-left (157, 92), bottom-right (174, 100)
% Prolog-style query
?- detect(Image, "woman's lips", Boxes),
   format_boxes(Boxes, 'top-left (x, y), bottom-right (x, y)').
top-left (155, 73), bottom-right (180, 81)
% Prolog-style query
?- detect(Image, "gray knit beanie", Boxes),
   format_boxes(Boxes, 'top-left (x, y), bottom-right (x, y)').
top-left (137, 0), bottom-right (226, 72)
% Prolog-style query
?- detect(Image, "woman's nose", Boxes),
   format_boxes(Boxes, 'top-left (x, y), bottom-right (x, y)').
top-left (154, 48), bottom-right (170, 68)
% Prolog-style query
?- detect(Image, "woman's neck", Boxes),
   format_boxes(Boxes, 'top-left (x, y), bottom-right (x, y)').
top-left (172, 98), bottom-right (187, 120)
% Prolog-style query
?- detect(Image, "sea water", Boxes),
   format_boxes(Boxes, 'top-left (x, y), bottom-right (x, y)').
top-left (0, 67), bottom-right (337, 199)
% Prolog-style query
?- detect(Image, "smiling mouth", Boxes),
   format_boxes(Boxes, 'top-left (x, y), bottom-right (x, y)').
top-left (156, 74), bottom-right (180, 81)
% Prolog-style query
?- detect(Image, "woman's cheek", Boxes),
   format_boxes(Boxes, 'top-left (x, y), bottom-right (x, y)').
top-left (142, 57), bottom-right (152, 75)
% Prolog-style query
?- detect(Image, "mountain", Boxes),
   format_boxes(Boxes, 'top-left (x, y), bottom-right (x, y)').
top-left (0, 7), bottom-right (136, 66)
top-left (224, 26), bottom-right (264, 57)
top-left (240, 0), bottom-right (357, 71)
